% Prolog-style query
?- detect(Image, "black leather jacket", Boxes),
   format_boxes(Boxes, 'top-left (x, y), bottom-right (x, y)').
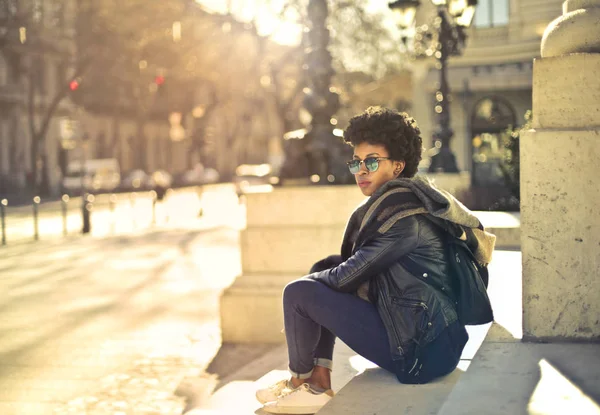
top-left (307, 214), bottom-right (458, 363)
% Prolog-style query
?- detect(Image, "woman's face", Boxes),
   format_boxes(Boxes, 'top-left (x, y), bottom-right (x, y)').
top-left (352, 142), bottom-right (405, 196)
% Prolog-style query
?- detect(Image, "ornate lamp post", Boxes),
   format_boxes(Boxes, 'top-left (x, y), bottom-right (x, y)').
top-left (389, 0), bottom-right (477, 173)
top-left (279, 0), bottom-right (353, 185)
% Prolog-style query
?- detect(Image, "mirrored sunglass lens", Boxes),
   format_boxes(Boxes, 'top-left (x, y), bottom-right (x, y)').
top-left (347, 161), bottom-right (360, 174)
top-left (365, 158), bottom-right (379, 172)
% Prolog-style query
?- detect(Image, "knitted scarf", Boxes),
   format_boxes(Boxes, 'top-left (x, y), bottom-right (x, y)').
top-left (341, 175), bottom-right (496, 266)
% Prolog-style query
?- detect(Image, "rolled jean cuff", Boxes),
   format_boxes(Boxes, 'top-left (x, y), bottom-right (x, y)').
top-left (288, 367), bottom-right (313, 380)
top-left (314, 358), bottom-right (333, 371)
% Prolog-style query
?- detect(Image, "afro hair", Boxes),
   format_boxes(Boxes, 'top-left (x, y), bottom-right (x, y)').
top-left (343, 106), bottom-right (423, 178)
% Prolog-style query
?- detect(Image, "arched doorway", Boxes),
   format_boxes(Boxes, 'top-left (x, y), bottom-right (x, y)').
top-left (470, 96), bottom-right (516, 186)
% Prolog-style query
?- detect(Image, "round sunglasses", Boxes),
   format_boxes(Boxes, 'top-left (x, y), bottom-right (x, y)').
top-left (346, 157), bottom-right (391, 174)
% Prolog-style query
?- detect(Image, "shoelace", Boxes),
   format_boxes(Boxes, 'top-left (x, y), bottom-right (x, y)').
top-left (270, 379), bottom-right (291, 395)
top-left (285, 383), bottom-right (316, 396)
top-left (274, 380), bottom-right (305, 400)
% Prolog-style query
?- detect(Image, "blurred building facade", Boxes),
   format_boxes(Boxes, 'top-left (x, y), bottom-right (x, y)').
top-left (0, 0), bottom-right (174, 197)
top-left (409, 0), bottom-right (563, 202)
top-left (0, 1), bottom-right (290, 197)
top-left (0, 0), bottom-right (76, 197)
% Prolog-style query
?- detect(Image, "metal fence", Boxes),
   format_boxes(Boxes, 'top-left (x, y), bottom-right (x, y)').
top-left (0, 186), bottom-right (209, 246)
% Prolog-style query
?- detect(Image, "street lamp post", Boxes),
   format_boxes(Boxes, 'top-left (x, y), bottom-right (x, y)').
top-left (279, 0), bottom-right (353, 185)
top-left (389, 0), bottom-right (477, 173)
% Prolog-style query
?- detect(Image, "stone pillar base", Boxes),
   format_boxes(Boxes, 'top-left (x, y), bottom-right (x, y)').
top-left (220, 274), bottom-right (298, 343)
top-left (220, 185), bottom-right (365, 344)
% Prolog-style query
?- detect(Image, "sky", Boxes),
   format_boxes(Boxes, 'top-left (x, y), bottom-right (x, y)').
top-left (195, 0), bottom-right (397, 45)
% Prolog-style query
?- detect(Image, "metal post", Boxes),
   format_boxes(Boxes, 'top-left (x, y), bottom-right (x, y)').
top-left (33, 196), bottom-right (40, 241)
top-left (150, 190), bottom-right (157, 225)
top-left (78, 116), bottom-right (90, 234)
top-left (61, 194), bottom-right (69, 236)
top-left (82, 196), bottom-right (91, 233)
top-left (428, 9), bottom-right (459, 173)
top-left (1, 199), bottom-right (7, 245)
top-left (82, 194), bottom-right (92, 234)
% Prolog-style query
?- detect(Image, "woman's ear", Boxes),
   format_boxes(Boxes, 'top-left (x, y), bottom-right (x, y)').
top-left (394, 161), bottom-right (406, 177)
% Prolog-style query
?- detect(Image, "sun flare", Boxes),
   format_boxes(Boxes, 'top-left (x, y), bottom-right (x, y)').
top-left (196, 0), bottom-right (302, 45)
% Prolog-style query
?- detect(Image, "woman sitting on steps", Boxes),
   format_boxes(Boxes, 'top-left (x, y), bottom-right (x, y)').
top-left (256, 106), bottom-right (496, 414)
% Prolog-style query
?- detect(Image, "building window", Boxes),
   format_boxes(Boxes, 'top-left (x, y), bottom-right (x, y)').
top-left (471, 97), bottom-right (515, 186)
top-left (475, 0), bottom-right (509, 28)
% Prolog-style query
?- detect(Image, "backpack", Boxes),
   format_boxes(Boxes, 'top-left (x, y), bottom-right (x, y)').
top-left (444, 232), bottom-right (494, 325)
top-left (400, 223), bottom-right (494, 326)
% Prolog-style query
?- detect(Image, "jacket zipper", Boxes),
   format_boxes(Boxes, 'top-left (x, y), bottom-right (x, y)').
top-left (381, 292), bottom-right (405, 355)
top-left (392, 298), bottom-right (429, 311)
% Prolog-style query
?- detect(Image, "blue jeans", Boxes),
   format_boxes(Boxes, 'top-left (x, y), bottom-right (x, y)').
top-left (282, 255), bottom-right (468, 384)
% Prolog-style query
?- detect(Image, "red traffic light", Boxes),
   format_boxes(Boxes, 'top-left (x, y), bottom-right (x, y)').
top-left (154, 75), bottom-right (165, 85)
top-left (69, 80), bottom-right (79, 91)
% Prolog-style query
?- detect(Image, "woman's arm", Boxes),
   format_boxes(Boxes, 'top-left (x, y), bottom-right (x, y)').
top-left (305, 216), bottom-right (419, 292)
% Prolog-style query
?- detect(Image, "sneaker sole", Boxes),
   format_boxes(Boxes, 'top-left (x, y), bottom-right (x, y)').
top-left (262, 404), bottom-right (325, 414)
top-left (256, 391), bottom-right (274, 405)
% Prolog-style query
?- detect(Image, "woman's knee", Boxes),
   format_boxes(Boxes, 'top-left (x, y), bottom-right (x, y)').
top-left (283, 278), bottom-right (317, 305)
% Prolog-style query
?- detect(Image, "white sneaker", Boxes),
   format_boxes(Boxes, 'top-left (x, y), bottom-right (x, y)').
top-left (256, 379), bottom-right (293, 404)
top-left (262, 383), bottom-right (334, 414)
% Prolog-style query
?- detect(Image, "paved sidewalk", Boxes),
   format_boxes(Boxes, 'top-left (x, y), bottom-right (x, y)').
top-left (0, 218), bottom-right (241, 414)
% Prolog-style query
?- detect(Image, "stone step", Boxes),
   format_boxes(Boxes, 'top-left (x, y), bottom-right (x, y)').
top-left (186, 342), bottom-right (360, 414)
top-left (317, 366), bottom-right (462, 415)
top-left (317, 323), bottom-right (491, 415)
top-left (437, 342), bottom-right (600, 415)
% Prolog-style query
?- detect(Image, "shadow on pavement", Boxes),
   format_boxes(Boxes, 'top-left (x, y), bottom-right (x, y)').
top-left (176, 342), bottom-right (281, 413)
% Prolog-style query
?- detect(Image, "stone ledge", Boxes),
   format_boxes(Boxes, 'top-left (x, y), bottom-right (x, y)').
top-left (437, 342), bottom-right (600, 415)
top-left (474, 211), bottom-right (521, 249)
top-left (243, 174), bottom-right (472, 228)
top-left (241, 226), bottom-right (345, 274)
top-left (316, 323), bottom-right (494, 415)
top-left (241, 212), bottom-right (521, 276)
top-left (245, 185), bottom-right (365, 227)
top-left (486, 226), bottom-right (521, 249)
top-left (317, 366), bottom-right (463, 415)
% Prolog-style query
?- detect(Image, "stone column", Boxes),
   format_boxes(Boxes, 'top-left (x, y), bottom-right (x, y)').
top-left (521, 0), bottom-right (600, 340)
